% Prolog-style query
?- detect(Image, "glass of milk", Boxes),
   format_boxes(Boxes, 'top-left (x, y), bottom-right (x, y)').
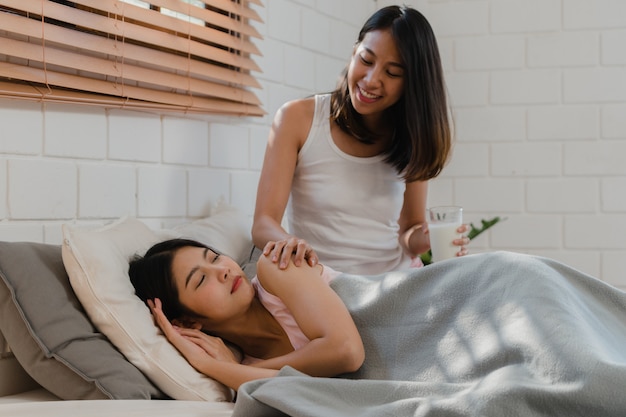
top-left (427, 206), bottom-right (463, 263)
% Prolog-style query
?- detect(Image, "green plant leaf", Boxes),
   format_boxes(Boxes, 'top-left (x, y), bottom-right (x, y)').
top-left (467, 216), bottom-right (504, 240)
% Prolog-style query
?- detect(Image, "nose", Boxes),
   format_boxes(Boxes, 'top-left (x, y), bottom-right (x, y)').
top-left (364, 66), bottom-right (382, 87)
top-left (215, 264), bottom-right (229, 283)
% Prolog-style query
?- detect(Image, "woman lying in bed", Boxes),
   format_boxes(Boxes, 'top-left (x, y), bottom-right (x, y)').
top-left (131, 238), bottom-right (626, 415)
top-left (129, 238), bottom-right (364, 391)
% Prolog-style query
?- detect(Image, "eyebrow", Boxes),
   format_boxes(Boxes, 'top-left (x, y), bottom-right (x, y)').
top-left (184, 247), bottom-right (208, 289)
top-left (362, 46), bottom-right (405, 69)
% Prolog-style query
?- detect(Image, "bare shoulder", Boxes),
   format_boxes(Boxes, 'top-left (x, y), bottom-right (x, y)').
top-left (275, 96), bottom-right (315, 121)
top-left (255, 254), bottom-right (284, 288)
top-left (271, 97), bottom-right (316, 148)
top-left (256, 253), bottom-right (322, 295)
top-left (255, 253), bottom-right (276, 276)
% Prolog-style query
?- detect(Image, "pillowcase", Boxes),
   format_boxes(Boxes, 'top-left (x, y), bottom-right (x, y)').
top-left (160, 201), bottom-right (253, 265)
top-left (61, 206), bottom-right (253, 402)
top-left (0, 241), bottom-right (163, 400)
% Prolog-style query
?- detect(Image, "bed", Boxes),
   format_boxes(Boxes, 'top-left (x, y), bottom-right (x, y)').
top-left (2, 205), bottom-right (626, 416)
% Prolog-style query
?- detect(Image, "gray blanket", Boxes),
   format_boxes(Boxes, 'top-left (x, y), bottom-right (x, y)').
top-left (232, 252), bottom-right (626, 417)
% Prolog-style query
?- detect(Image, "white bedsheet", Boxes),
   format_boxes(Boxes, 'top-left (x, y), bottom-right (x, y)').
top-left (0, 398), bottom-right (234, 417)
top-left (0, 388), bottom-right (60, 404)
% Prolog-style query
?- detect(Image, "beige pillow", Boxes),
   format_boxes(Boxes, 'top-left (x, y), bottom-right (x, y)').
top-left (163, 203), bottom-right (253, 265)
top-left (61, 216), bottom-right (235, 401)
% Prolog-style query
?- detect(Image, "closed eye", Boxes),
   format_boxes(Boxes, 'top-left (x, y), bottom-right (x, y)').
top-left (195, 274), bottom-right (205, 289)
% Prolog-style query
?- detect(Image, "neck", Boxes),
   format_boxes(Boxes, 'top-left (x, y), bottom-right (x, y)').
top-left (203, 298), bottom-right (292, 360)
top-left (361, 106), bottom-right (392, 131)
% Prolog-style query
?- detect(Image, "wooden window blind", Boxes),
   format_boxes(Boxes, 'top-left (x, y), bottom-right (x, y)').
top-left (0, 0), bottom-right (264, 116)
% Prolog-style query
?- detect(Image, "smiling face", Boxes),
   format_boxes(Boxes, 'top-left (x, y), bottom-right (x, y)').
top-left (170, 246), bottom-right (254, 326)
top-left (347, 28), bottom-right (405, 128)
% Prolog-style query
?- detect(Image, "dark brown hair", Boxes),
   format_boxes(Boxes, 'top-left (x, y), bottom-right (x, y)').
top-left (330, 5), bottom-right (452, 182)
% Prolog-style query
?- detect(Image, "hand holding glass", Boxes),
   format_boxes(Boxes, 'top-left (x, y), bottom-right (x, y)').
top-left (428, 206), bottom-right (463, 263)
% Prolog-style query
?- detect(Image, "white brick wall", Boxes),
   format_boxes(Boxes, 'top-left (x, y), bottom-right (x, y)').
top-left (564, 142), bottom-right (626, 175)
top-left (491, 70), bottom-right (561, 104)
top-left (564, 68), bottom-right (626, 102)
top-left (163, 118), bottom-right (210, 166)
top-left (491, 0), bottom-right (561, 33)
top-left (0, 0), bottom-right (624, 290)
top-left (78, 163), bottom-right (137, 218)
top-left (108, 111), bottom-right (161, 162)
top-left (0, 159), bottom-right (7, 220)
top-left (137, 166), bottom-right (188, 218)
top-left (491, 143), bottom-right (562, 177)
top-left (528, 106), bottom-right (598, 141)
top-left (0, 101), bottom-right (43, 154)
top-left (528, 32), bottom-right (599, 67)
top-left (603, 104), bottom-right (626, 138)
top-left (44, 104), bottom-right (107, 159)
top-left (8, 159), bottom-right (77, 219)
top-left (209, 124), bottom-right (250, 169)
top-left (603, 29), bottom-right (626, 65)
top-left (564, 0), bottom-right (626, 29)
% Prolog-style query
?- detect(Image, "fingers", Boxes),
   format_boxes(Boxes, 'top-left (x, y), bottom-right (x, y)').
top-left (453, 224), bottom-right (470, 247)
top-left (279, 241), bottom-right (295, 269)
top-left (453, 224), bottom-right (470, 257)
top-left (147, 298), bottom-right (177, 339)
top-left (453, 236), bottom-right (470, 246)
top-left (177, 330), bottom-right (237, 362)
top-left (262, 241), bottom-right (276, 256)
top-left (306, 251), bottom-right (319, 267)
top-left (264, 238), bottom-right (316, 269)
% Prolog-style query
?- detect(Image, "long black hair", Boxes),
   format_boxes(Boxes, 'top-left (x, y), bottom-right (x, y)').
top-left (330, 5), bottom-right (452, 182)
top-left (129, 239), bottom-right (221, 320)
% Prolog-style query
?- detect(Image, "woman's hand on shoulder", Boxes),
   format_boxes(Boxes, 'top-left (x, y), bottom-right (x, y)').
top-left (263, 237), bottom-right (319, 269)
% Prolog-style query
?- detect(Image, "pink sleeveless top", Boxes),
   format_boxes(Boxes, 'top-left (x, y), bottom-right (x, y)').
top-left (242, 265), bottom-right (341, 364)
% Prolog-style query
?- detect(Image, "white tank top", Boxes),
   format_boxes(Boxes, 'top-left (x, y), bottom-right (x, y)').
top-left (287, 94), bottom-right (412, 275)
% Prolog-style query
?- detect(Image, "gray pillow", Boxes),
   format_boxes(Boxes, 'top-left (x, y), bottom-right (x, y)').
top-left (241, 245), bottom-right (262, 279)
top-left (0, 241), bottom-right (164, 400)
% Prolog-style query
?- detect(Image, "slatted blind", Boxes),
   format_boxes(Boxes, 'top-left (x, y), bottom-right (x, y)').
top-left (0, 0), bottom-right (264, 116)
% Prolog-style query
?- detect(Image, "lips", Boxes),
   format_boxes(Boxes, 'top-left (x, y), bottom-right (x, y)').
top-left (357, 87), bottom-right (380, 100)
top-left (356, 86), bottom-right (382, 104)
top-left (231, 276), bottom-right (242, 294)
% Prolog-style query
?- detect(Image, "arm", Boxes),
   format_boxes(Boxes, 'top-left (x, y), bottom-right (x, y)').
top-left (251, 255), bottom-right (365, 377)
top-left (252, 98), bottom-right (320, 268)
top-left (150, 256), bottom-right (364, 390)
top-left (148, 299), bottom-right (279, 391)
top-left (398, 181), bottom-right (431, 257)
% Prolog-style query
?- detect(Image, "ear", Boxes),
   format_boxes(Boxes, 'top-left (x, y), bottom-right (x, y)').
top-left (172, 316), bottom-right (202, 330)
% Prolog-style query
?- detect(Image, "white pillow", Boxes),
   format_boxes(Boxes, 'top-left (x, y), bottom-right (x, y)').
top-left (160, 202), bottom-right (253, 265)
top-left (61, 215), bottom-right (239, 402)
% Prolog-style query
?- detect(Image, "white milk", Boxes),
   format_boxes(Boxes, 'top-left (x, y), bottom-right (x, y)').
top-left (428, 222), bottom-right (461, 263)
